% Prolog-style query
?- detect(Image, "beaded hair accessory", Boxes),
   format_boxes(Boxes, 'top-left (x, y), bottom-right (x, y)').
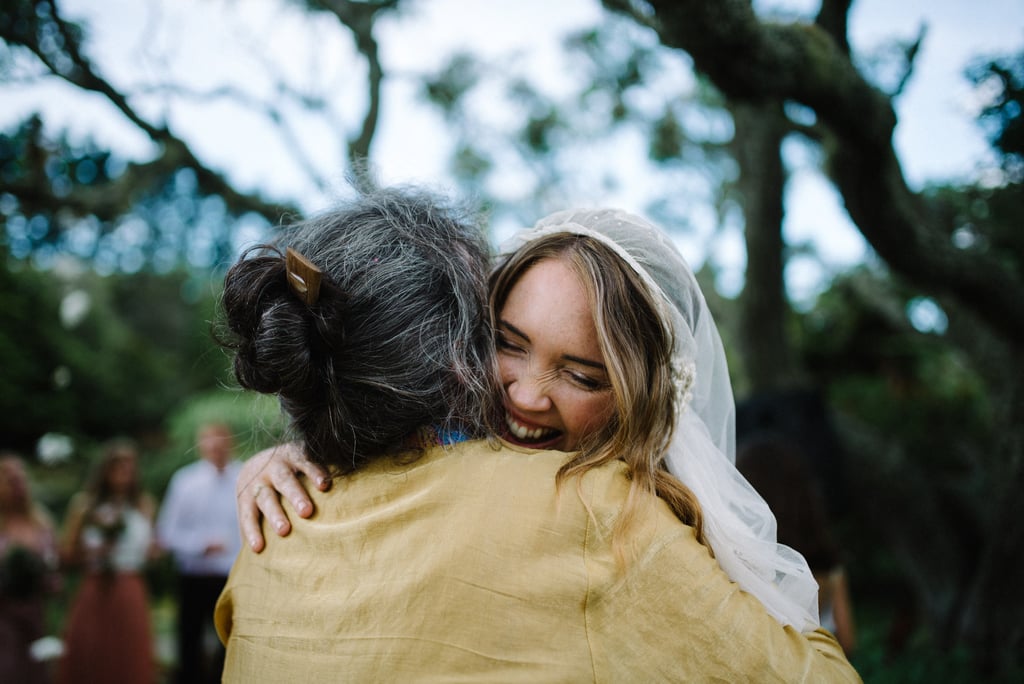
top-left (671, 359), bottom-right (697, 413)
top-left (285, 247), bottom-right (322, 306)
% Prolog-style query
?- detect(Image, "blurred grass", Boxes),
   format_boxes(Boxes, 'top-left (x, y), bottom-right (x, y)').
top-left (847, 600), bottom-right (1023, 684)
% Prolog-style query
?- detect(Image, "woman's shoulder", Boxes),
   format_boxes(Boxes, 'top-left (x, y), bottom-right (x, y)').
top-left (311, 441), bottom-right (604, 529)
top-left (437, 441), bottom-right (634, 506)
top-left (443, 443), bottom-right (695, 544)
top-left (363, 439), bottom-right (571, 481)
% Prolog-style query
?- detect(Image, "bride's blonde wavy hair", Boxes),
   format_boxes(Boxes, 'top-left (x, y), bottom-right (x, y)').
top-left (489, 233), bottom-right (707, 564)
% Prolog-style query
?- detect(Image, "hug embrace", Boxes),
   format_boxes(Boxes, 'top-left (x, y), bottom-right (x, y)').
top-left (214, 184), bottom-right (860, 682)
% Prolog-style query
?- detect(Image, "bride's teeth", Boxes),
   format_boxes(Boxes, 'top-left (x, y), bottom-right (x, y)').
top-left (506, 414), bottom-right (552, 441)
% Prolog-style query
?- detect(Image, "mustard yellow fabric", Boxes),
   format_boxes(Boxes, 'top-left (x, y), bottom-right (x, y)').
top-left (216, 441), bottom-right (859, 682)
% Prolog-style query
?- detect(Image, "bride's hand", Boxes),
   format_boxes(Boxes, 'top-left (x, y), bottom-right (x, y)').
top-left (236, 443), bottom-right (330, 552)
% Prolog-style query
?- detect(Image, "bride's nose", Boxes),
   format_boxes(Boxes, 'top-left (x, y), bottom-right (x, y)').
top-left (505, 370), bottom-right (552, 413)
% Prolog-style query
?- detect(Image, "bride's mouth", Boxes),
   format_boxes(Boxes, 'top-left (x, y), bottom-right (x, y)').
top-left (504, 413), bottom-right (561, 446)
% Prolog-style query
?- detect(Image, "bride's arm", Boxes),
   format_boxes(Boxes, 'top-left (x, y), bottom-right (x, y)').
top-left (236, 443), bottom-right (331, 552)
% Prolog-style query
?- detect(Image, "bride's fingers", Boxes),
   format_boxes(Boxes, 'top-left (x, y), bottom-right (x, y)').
top-left (253, 479), bottom-right (292, 538)
top-left (288, 456), bottom-right (331, 493)
top-left (235, 443), bottom-right (325, 550)
top-left (270, 443), bottom-right (330, 494)
top-left (238, 482), bottom-right (268, 553)
top-left (264, 458), bottom-right (316, 519)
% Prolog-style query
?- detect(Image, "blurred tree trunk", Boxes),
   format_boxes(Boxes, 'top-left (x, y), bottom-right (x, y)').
top-left (731, 100), bottom-right (799, 391)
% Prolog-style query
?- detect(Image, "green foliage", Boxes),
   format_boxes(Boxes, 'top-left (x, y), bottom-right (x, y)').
top-left (803, 269), bottom-right (990, 435)
top-left (846, 600), bottom-right (1024, 684)
top-left (1, 2), bottom-right (285, 272)
top-left (451, 143), bottom-right (492, 182)
top-left (796, 141), bottom-right (1024, 671)
top-left (919, 48), bottom-right (1024, 279)
top-left (0, 121), bottom-right (262, 269)
top-left (800, 269), bottom-right (996, 523)
top-left (422, 52), bottom-right (479, 114)
top-left (762, 48), bottom-right (1024, 661)
top-left (850, 606), bottom-right (978, 684)
top-left (569, 26), bottom-right (655, 110)
top-left (925, 180), bottom-right (1024, 281)
top-left (0, 116), bottom-right (115, 223)
top-left (417, 13), bottom-right (732, 229)
top-left (968, 49), bottom-right (1024, 178)
top-left (0, 253), bottom-right (74, 447)
top-left (19, 388), bottom-right (287, 542)
top-left (0, 251), bottom-right (230, 455)
top-left (522, 109), bottom-right (562, 154)
top-left (0, 1), bottom-right (82, 73)
top-left (649, 107), bottom-right (686, 162)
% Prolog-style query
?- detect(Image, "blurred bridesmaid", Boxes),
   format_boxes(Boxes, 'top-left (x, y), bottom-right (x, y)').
top-left (58, 439), bottom-right (158, 684)
top-left (0, 453), bottom-right (59, 684)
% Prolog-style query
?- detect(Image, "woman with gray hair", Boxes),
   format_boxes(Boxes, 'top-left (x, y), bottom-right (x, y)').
top-left (220, 185), bottom-right (500, 472)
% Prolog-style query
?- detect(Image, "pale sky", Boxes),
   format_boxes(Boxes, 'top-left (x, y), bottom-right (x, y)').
top-left (2, 0), bottom-right (1021, 299)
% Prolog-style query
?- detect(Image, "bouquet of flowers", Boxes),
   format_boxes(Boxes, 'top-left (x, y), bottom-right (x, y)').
top-left (83, 502), bottom-right (126, 575)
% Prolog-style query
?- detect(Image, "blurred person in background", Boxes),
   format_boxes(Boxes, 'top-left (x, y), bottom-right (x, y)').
top-left (0, 452), bottom-right (60, 684)
top-left (157, 422), bottom-right (241, 684)
top-left (737, 435), bottom-right (857, 655)
top-left (58, 439), bottom-right (158, 684)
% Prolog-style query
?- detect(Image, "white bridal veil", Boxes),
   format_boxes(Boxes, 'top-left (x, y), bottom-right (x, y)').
top-left (502, 208), bottom-right (821, 632)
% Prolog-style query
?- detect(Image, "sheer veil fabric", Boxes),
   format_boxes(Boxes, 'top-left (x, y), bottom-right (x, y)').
top-left (501, 208), bottom-right (820, 632)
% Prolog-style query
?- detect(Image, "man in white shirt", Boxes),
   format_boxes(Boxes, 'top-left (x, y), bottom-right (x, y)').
top-left (157, 422), bottom-right (242, 684)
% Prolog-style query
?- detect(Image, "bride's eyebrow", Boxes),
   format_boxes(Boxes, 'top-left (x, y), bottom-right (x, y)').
top-left (497, 321), bottom-right (602, 374)
top-left (562, 354), bottom-right (606, 372)
top-left (500, 320), bottom-right (606, 372)
top-left (498, 320), bottom-right (529, 340)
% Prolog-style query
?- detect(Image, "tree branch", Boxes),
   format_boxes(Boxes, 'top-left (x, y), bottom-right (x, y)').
top-left (815, 0), bottom-right (852, 55)
top-left (3, 0), bottom-right (298, 224)
top-left (641, 0), bottom-right (1024, 347)
top-left (140, 81), bottom-right (335, 195)
top-left (312, 0), bottom-right (399, 189)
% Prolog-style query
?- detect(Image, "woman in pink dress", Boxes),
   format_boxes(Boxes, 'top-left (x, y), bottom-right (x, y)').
top-left (0, 453), bottom-right (59, 684)
top-left (58, 439), bottom-right (158, 684)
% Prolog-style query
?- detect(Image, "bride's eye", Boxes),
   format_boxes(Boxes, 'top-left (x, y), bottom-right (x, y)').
top-left (496, 334), bottom-right (524, 354)
top-left (567, 371), bottom-right (607, 391)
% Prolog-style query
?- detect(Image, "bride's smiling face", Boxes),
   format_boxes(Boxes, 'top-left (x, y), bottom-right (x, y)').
top-left (496, 257), bottom-right (616, 451)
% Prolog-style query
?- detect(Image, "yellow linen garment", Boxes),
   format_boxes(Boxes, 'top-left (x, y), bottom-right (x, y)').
top-left (216, 441), bottom-right (859, 682)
